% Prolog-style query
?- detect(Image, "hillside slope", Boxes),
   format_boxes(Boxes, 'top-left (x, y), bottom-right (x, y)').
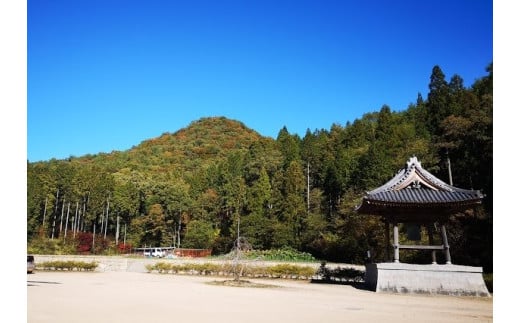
top-left (74, 116), bottom-right (268, 175)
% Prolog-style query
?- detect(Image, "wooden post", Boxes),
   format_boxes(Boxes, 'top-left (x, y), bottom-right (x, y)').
top-left (385, 221), bottom-right (390, 262)
top-left (427, 224), bottom-right (437, 264)
top-left (393, 223), bottom-right (399, 263)
top-left (440, 224), bottom-right (452, 264)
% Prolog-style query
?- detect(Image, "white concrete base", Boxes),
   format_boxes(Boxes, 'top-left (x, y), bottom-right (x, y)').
top-left (365, 262), bottom-right (490, 297)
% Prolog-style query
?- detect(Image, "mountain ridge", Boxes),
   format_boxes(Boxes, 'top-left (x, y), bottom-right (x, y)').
top-left (48, 116), bottom-right (272, 177)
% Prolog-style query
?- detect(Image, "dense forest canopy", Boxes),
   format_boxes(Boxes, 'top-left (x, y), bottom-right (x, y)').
top-left (27, 64), bottom-right (493, 271)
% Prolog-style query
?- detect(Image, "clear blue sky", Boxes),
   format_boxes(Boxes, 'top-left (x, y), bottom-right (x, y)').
top-left (27, 0), bottom-right (492, 162)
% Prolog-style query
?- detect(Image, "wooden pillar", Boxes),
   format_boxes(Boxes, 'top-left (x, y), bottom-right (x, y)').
top-left (427, 224), bottom-right (437, 264)
top-left (393, 223), bottom-right (399, 263)
top-left (385, 221), bottom-right (390, 262)
top-left (440, 224), bottom-right (452, 264)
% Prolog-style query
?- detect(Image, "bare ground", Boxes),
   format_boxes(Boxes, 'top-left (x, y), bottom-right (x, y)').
top-left (27, 271), bottom-right (492, 323)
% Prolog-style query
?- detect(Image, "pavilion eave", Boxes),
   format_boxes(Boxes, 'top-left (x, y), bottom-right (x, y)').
top-left (356, 198), bottom-right (482, 222)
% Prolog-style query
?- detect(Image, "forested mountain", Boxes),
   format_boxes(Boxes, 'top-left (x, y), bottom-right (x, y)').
top-left (27, 64), bottom-right (493, 271)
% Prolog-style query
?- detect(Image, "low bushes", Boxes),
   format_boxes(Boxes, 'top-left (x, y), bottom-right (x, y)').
top-left (145, 262), bottom-right (317, 279)
top-left (314, 262), bottom-right (365, 282)
top-left (37, 260), bottom-right (98, 271)
top-left (147, 262), bottom-right (225, 275)
top-left (265, 264), bottom-right (316, 277)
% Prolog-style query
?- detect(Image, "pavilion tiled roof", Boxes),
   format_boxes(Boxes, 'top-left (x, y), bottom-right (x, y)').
top-left (368, 189), bottom-right (482, 205)
top-left (356, 157), bottom-right (484, 216)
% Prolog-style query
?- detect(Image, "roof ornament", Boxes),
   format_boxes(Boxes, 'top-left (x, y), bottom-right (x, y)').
top-left (406, 156), bottom-right (421, 169)
top-left (411, 180), bottom-right (421, 189)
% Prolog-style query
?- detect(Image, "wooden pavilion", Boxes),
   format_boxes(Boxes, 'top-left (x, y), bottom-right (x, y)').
top-left (356, 156), bottom-right (484, 264)
top-left (356, 156), bottom-right (489, 296)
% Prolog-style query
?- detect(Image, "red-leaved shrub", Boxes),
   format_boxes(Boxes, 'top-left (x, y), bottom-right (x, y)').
top-left (118, 243), bottom-right (133, 254)
top-left (76, 232), bottom-right (93, 254)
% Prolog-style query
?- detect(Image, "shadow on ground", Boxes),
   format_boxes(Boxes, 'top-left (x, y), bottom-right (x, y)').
top-left (28, 280), bottom-right (62, 287)
top-left (310, 279), bottom-right (372, 291)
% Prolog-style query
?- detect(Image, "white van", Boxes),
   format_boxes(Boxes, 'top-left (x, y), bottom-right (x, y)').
top-left (143, 248), bottom-right (165, 258)
top-left (152, 248), bottom-right (165, 257)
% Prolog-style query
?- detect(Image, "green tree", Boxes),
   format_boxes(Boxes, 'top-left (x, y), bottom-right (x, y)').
top-left (277, 126), bottom-right (301, 168)
top-left (273, 160), bottom-right (307, 249)
top-left (241, 167), bottom-right (275, 249)
top-left (245, 167), bottom-right (272, 214)
top-left (353, 106), bottom-right (394, 190)
top-left (128, 204), bottom-right (167, 247)
top-left (435, 64), bottom-right (493, 271)
top-left (426, 65), bottom-right (450, 136)
top-left (112, 180), bottom-right (140, 244)
top-left (182, 220), bottom-right (217, 249)
top-left (27, 162), bottom-right (56, 239)
top-left (300, 187), bottom-right (328, 256)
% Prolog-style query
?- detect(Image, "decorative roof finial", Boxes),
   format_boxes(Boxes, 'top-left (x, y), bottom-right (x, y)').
top-left (406, 156), bottom-right (421, 169)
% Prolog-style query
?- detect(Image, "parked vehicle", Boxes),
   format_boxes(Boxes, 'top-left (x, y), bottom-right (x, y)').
top-left (135, 246), bottom-right (175, 257)
top-left (27, 255), bottom-right (35, 273)
top-left (143, 248), bottom-right (166, 258)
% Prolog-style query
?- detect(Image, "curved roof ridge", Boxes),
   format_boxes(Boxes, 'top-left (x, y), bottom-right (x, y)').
top-left (366, 156), bottom-right (482, 195)
top-left (366, 168), bottom-right (406, 194)
top-left (413, 159), bottom-right (481, 194)
top-left (413, 160), bottom-right (454, 191)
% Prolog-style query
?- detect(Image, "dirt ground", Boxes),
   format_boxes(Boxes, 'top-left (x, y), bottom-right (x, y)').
top-left (27, 271), bottom-right (492, 323)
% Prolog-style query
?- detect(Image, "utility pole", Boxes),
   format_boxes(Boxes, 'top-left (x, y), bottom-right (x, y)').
top-left (446, 150), bottom-right (453, 186)
top-left (42, 197), bottom-right (48, 226)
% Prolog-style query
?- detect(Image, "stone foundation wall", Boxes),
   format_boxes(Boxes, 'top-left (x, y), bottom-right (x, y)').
top-left (365, 262), bottom-right (490, 297)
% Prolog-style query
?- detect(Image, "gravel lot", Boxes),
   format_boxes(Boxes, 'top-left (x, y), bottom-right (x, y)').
top-left (27, 271), bottom-right (492, 323)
